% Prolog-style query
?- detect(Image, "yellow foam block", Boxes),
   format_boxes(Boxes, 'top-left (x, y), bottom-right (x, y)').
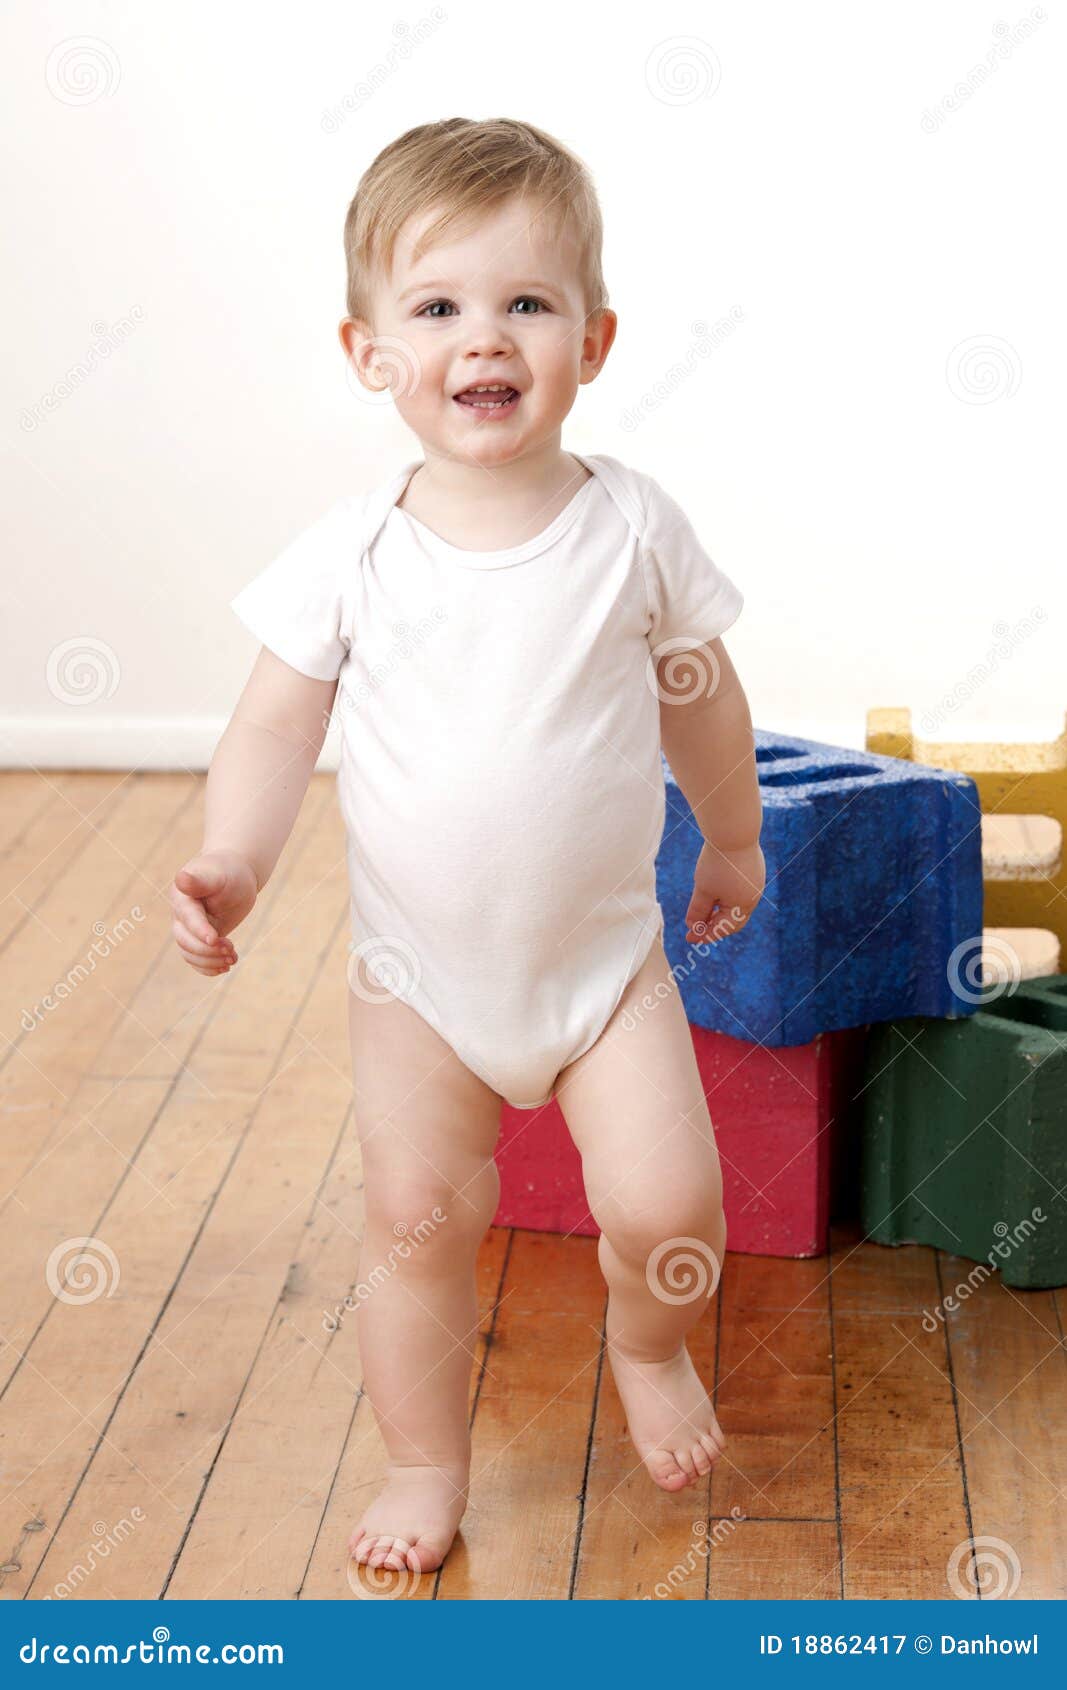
top-left (866, 707), bottom-right (1067, 966)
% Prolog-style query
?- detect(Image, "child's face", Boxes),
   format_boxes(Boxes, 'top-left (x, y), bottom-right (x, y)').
top-left (346, 195), bottom-right (615, 469)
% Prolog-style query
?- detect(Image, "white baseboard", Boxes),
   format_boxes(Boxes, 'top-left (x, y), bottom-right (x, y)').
top-left (0, 717), bottom-right (342, 773)
top-left (0, 715), bottom-right (874, 772)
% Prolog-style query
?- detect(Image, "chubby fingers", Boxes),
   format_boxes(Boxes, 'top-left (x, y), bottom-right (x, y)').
top-left (686, 897), bottom-right (753, 944)
top-left (171, 916), bottom-right (237, 972)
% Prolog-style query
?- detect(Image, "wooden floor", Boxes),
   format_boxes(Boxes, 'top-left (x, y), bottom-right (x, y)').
top-left (1, 770), bottom-right (1064, 1601)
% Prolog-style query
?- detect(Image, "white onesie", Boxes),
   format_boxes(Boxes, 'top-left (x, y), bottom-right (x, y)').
top-left (231, 453), bottom-right (743, 1109)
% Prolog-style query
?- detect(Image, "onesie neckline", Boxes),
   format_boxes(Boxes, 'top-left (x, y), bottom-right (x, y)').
top-left (387, 453), bottom-right (601, 570)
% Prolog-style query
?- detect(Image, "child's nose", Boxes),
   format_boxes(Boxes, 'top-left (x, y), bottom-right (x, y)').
top-left (459, 314), bottom-right (516, 358)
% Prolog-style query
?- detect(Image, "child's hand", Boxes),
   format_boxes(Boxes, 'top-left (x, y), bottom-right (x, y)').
top-left (684, 840), bottom-right (765, 944)
top-left (168, 850), bottom-right (258, 976)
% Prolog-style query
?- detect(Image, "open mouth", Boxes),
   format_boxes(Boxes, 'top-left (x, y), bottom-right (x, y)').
top-left (452, 384), bottom-right (521, 417)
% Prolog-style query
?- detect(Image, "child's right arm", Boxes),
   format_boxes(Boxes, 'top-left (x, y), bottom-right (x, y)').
top-left (168, 646), bottom-right (337, 976)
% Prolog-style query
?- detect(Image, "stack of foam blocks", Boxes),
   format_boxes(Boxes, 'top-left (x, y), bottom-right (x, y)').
top-left (491, 729), bottom-right (1013, 1269)
top-left (859, 709), bottom-right (1067, 1288)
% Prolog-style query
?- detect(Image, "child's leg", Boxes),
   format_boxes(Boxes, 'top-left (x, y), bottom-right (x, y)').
top-left (346, 978), bottom-right (503, 1575)
top-left (553, 934), bottom-right (728, 1492)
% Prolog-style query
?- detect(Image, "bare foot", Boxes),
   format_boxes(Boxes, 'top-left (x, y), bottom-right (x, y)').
top-left (608, 1341), bottom-right (726, 1491)
top-left (348, 1461), bottom-right (469, 1576)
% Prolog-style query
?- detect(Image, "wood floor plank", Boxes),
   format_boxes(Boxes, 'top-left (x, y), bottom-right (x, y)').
top-left (0, 772), bottom-right (133, 950)
top-left (939, 1253), bottom-right (1067, 1599)
top-left (0, 780), bottom-right (265, 1385)
top-left (712, 1252), bottom-right (836, 1524)
top-left (433, 1229), bottom-right (605, 1600)
top-left (0, 774), bottom-right (194, 1099)
top-left (826, 1225), bottom-right (972, 1601)
top-left (0, 780), bottom-right (201, 1305)
top-left (709, 1519), bottom-right (842, 1599)
top-left (1, 782), bottom-right (343, 1598)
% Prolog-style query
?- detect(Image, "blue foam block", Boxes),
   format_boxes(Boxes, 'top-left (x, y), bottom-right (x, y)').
top-left (655, 729), bottom-right (983, 1046)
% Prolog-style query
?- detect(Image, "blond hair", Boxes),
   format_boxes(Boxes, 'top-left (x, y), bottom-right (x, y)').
top-left (342, 117), bottom-right (607, 326)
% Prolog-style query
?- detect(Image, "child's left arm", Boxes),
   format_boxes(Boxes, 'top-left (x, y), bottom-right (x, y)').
top-left (656, 636), bottom-right (765, 945)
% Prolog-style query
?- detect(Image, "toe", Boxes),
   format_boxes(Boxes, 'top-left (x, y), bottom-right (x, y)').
top-left (407, 1537), bottom-right (446, 1575)
top-left (700, 1430), bottom-right (724, 1463)
top-left (692, 1443), bottom-right (713, 1477)
top-left (368, 1534), bottom-right (407, 1568)
top-left (673, 1447), bottom-right (699, 1484)
top-left (645, 1448), bottom-right (690, 1490)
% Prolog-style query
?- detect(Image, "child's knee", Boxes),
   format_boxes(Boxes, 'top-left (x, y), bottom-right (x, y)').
top-left (364, 1160), bottom-right (499, 1260)
top-left (594, 1176), bottom-right (725, 1269)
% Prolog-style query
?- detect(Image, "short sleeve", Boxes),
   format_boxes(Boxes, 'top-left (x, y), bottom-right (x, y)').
top-left (230, 498), bottom-right (362, 681)
top-left (639, 476), bottom-right (743, 651)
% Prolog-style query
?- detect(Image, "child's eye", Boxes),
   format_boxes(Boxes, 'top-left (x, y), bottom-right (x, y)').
top-left (414, 296), bottom-right (550, 319)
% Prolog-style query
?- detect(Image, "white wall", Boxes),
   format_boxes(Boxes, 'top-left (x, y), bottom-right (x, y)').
top-left (3, 0), bottom-right (1063, 771)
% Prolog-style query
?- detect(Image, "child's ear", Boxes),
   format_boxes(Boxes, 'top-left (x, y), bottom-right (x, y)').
top-left (580, 307), bottom-right (618, 385)
top-left (338, 317), bottom-right (390, 393)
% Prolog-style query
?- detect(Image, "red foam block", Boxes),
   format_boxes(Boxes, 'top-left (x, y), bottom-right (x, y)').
top-left (492, 1024), bottom-right (867, 1257)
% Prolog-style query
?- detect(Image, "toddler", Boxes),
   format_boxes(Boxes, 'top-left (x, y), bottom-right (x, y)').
top-left (169, 118), bottom-right (765, 1578)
